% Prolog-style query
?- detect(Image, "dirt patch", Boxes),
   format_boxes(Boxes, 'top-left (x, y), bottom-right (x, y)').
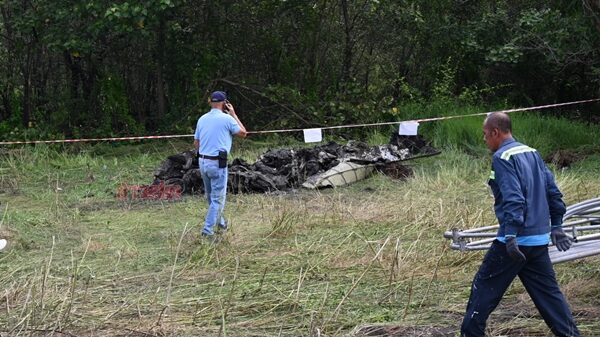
top-left (116, 181), bottom-right (183, 201)
top-left (545, 149), bottom-right (586, 169)
top-left (378, 161), bottom-right (414, 181)
top-left (0, 225), bottom-right (17, 252)
top-left (350, 324), bottom-right (456, 337)
top-left (22, 327), bottom-right (177, 337)
top-left (0, 175), bottom-right (20, 195)
top-left (83, 239), bottom-right (109, 253)
top-left (487, 327), bottom-right (548, 337)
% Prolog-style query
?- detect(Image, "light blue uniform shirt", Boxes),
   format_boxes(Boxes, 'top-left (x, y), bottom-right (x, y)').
top-left (194, 109), bottom-right (242, 156)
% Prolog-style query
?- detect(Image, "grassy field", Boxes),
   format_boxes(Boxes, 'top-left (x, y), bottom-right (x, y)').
top-left (1, 114), bottom-right (600, 337)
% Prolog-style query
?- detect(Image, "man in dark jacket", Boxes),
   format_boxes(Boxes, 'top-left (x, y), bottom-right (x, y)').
top-left (460, 112), bottom-right (579, 337)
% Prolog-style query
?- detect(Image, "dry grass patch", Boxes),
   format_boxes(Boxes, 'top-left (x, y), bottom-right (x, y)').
top-left (1, 148), bottom-right (599, 336)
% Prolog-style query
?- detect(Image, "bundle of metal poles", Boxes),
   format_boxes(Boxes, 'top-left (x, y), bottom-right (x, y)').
top-left (444, 197), bottom-right (600, 264)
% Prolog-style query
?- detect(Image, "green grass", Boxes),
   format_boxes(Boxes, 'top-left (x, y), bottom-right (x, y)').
top-left (393, 101), bottom-right (600, 157)
top-left (1, 115), bottom-right (600, 336)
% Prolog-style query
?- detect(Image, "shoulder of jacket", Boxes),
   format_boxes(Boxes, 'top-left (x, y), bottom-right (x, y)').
top-left (496, 143), bottom-right (537, 161)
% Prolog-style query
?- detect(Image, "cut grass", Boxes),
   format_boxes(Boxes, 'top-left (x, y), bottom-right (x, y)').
top-left (1, 137), bottom-right (600, 336)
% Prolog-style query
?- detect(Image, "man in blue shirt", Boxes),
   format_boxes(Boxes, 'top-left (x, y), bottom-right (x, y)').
top-left (194, 91), bottom-right (247, 239)
top-left (460, 112), bottom-right (579, 337)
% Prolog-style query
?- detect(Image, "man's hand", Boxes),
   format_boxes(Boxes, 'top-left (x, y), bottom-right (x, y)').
top-left (505, 236), bottom-right (526, 262)
top-left (551, 227), bottom-right (573, 252)
top-left (225, 102), bottom-right (247, 137)
top-left (224, 102), bottom-right (236, 116)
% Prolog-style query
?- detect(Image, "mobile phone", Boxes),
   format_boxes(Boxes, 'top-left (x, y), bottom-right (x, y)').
top-left (223, 100), bottom-right (230, 113)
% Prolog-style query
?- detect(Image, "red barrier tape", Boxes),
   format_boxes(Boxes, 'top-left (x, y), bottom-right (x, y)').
top-left (0, 134), bottom-right (193, 145)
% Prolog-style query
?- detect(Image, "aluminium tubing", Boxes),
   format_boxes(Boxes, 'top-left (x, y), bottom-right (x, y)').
top-left (446, 197), bottom-right (600, 258)
top-left (550, 241), bottom-right (600, 264)
top-left (444, 223), bottom-right (600, 240)
top-left (564, 201), bottom-right (599, 217)
top-left (564, 198), bottom-right (600, 217)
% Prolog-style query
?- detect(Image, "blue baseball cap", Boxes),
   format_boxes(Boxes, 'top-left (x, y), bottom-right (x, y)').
top-left (210, 91), bottom-right (227, 102)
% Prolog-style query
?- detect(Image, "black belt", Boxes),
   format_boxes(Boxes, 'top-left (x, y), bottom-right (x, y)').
top-left (198, 154), bottom-right (219, 160)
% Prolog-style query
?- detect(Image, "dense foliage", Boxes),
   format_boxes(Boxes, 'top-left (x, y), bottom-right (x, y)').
top-left (1, 0), bottom-right (599, 140)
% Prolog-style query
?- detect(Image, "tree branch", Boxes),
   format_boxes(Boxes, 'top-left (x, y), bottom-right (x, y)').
top-left (217, 78), bottom-right (312, 126)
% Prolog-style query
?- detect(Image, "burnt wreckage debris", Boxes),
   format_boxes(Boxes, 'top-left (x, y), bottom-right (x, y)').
top-left (153, 133), bottom-right (439, 194)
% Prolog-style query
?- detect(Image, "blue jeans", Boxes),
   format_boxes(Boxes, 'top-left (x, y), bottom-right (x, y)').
top-left (461, 240), bottom-right (579, 337)
top-left (199, 159), bottom-right (227, 235)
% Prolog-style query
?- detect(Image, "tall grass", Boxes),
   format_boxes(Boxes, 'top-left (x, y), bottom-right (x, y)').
top-left (1, 106), bottom-right (600, 336)
top-left (395, 101), bottom-right (600, 157)
top-left (514, 114), bottom-right (600, 155)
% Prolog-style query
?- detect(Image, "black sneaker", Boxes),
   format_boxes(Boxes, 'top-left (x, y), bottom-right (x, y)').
top-left (201, 232), bottom-right (219, 244)
top-left (218, 221), bottom-right (228, 231)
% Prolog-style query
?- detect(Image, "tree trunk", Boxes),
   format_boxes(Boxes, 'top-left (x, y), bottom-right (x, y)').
top-left (83, 56), bottom-right (100, 124)
top-left (583, 0), bottom-right (600, 33)
top-left (155, 16), bottom-right (167, 122)
top-left (22, 47), bottom-right (32, 127)
top-left (0, 5), bottom-right (15, 123)
top-left (340, 0), bottom-right (353, 90)
top-left (364, 43), bottom-right (373, 95)
top-left (64, 51), bottom-right (80, 101)
top-left (1, 91), bottom-right (11, 122)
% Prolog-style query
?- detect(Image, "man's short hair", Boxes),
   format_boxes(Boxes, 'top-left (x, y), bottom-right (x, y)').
top-left (485, 112), bottom-right (512, 133)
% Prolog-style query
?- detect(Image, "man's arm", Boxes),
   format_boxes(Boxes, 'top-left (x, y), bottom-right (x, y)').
top-left (544, 165), bottom-right (566, 227)
top-left (193, 118), bottom-right (201, 153)
top-left (494, 156), bottom-right (525, 236)
top-left (545, 164), bottom-right (572, 251)
top-left (225, 102), bottom-right (247, 138)
top-left (494, 156), bottom-right (528, 261)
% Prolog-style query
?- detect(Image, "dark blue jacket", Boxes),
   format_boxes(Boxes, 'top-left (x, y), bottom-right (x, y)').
top-left (488, 138), bottom-right (566, 237)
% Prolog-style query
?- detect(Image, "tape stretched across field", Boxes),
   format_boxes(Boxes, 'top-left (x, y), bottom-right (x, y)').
top-left (0, 98), bottom-right (598, 145)
top-left (444, 197), bottom-right (600, 264)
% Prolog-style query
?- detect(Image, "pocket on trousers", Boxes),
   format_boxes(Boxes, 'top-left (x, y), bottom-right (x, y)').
top-left (478, 242), bottom-right (509, 280)
top-left (201, 160), bottom-right (220, 180)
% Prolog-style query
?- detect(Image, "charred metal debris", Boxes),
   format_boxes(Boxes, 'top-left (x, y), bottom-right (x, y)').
top-left (151, 133), bottom-right (440, 195)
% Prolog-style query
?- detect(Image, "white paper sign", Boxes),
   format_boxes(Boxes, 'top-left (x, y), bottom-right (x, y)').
top-left (303, 128), bottom-right (323, 143)
top-left (399, 121), bottom-right (419, 136)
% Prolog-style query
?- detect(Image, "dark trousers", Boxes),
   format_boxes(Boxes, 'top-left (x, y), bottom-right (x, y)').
top-left (461, 240), bottom-right (579, 337)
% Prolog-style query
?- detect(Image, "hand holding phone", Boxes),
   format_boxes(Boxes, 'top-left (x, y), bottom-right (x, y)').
top-left (222, 100), bottom-right (230, 113)
top-left (224, 100), bottom-right (235, 115)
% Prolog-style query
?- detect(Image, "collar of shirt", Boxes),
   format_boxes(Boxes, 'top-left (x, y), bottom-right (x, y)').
top-left (209, 108), bottom-right (224, 114)
top-left (496, 137), bottom-right (516, 153)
